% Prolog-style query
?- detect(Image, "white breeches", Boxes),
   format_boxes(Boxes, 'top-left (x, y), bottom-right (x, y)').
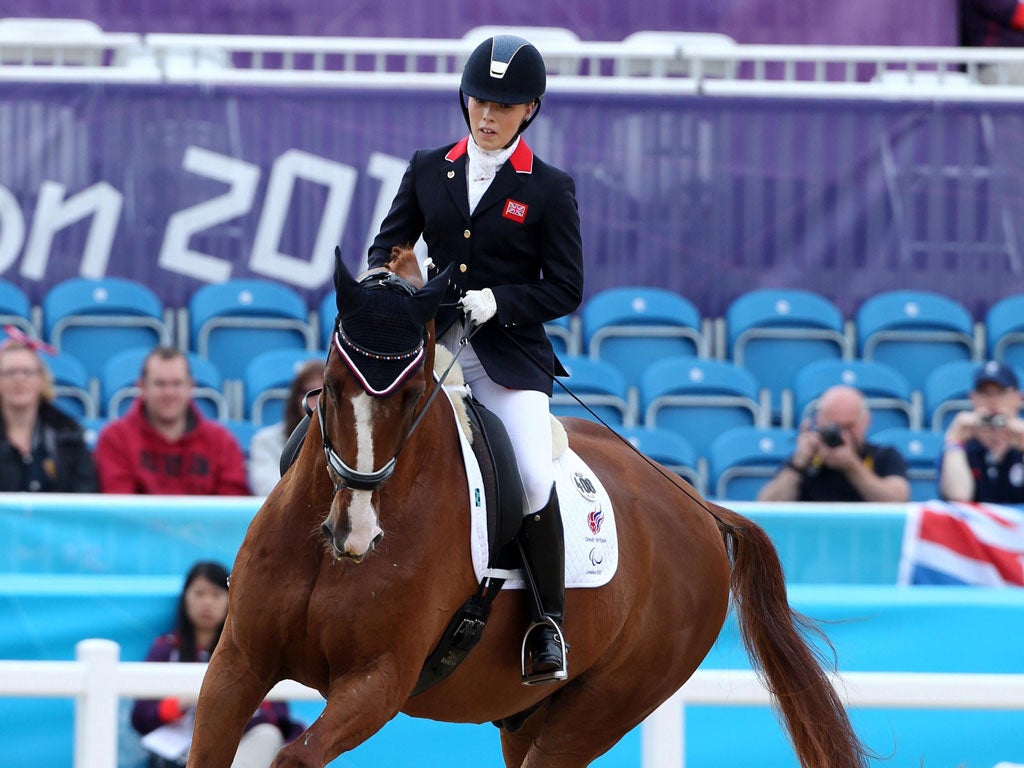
top-left (440, 328), bottom-right (553, 514)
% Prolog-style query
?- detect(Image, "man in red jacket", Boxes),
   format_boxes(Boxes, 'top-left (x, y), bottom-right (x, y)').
top-left (95, 347), bottom-right (249, 495)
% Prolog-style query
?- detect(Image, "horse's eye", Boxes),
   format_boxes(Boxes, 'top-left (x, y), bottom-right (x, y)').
top-left (401, 386), bottom-right (421, 409)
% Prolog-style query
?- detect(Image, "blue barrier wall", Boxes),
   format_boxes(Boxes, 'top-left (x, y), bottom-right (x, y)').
top-left (0, 496), bottom-right (907, 583)
top-left (3, 496), bottom-right (1024, 768)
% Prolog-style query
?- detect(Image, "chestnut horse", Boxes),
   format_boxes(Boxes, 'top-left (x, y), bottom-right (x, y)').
top-left (187, 248), bottom-right (867, 768)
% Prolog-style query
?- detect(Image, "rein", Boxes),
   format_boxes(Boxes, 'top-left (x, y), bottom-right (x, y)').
top-left (497, 326), bottom-right (725, 524)
top-left (319, 321), bottom-right (480, 494)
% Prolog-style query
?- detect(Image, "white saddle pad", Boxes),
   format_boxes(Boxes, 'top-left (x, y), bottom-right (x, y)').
top-left (444, 389), bottom-right (619, 590)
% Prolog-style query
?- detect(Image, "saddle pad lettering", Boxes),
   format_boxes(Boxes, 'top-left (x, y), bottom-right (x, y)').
top-left (444, 389), bottom-right (619, 589)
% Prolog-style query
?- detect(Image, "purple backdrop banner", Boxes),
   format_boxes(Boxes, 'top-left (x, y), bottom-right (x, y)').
top-left (1, 83), bottom-right (1023, 320)
top-left (8, 0), bottom-right (958, 46)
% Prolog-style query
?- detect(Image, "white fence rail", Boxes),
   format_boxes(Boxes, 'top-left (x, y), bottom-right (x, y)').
top-left (6, 638), bottom-right (1024, 768)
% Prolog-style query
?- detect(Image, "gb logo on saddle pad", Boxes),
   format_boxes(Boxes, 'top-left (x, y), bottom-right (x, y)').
top-left (502, 198), bottom-right (528, 223)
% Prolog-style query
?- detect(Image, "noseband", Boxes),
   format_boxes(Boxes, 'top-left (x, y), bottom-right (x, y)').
top-left (318, 401), bottom-right (397, 493)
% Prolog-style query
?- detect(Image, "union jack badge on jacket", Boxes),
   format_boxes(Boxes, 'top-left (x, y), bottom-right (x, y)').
top-left (503, 198), bottom-right (528, 223)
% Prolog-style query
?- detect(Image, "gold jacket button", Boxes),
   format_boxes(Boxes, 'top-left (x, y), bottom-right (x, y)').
top-left (459, 263), bottom-right (468, 273)
top-left (447, 170), bottom-right (455, 178)
top-left (463, 229), bottom-right (471, 239)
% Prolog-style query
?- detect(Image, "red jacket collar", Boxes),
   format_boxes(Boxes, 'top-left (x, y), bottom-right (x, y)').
top-left (445, 137), bottom-right (534, 174)
top-left (444, 137), bottom-right (469, 162)
top-left (508, 139), bottom-right (534, 173)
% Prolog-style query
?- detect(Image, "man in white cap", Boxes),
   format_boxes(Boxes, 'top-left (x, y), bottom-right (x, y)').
top-left (940, 360), bottom-right (1024, 502)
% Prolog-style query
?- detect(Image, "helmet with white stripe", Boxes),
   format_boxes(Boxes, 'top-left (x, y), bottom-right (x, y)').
top-left (459, 35), bottom-right (546, 135)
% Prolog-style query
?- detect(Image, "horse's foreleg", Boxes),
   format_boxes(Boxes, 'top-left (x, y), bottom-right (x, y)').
top-left (187, 626), bottom-right (275, 768)
top-left (272, 659), bottom-right (407, 768)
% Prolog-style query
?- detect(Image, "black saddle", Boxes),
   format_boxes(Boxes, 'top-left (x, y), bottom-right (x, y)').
top-left (462, 396), bottom-right (529, 568)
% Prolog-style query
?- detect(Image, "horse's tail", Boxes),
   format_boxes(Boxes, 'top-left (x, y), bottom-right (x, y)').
top-left (711, 502), bottom-right (869, 768)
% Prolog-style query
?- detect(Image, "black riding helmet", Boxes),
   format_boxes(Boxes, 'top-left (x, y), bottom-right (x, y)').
top-left (459, 35), bottom-right (547, 143)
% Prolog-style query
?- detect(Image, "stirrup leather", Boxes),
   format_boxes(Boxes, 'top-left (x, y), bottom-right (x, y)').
top-left (520, 616), bottom-right (568, 684)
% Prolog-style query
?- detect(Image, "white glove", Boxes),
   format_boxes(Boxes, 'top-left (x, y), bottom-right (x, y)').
top-left (461, 288), bottom-right (497, 326)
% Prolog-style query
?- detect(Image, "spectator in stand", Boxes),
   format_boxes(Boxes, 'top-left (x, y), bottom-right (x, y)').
top-left (940, 360), bottom-right (1024, 503)
top-left (95, 346), bottom-right (249, 495)
top-left (758, 384), bottom-right (910, 502)
top-left (960, 0), bottom-right (1024, 83)
top-left (0, 331), bottom-right (98, 492)
top-left (131, 561), bottom-right (301, 767)
top-left (248, 360), bottom-right (323, 496)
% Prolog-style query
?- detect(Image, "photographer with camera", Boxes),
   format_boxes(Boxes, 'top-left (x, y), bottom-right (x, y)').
top-left (758, 385), bottom-right (910, 502)
top-left (940, 360), bottom-right (1024, 503)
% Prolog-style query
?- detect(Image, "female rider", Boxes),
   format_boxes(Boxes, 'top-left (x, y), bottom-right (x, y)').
top-left (368, 35), bottom-right (584, 683)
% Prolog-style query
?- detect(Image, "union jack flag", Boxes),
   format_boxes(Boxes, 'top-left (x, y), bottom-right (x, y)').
top-left (503, 198), bottom-right (528, 223)
top-left (898, 501), bottom-right (1024, 586)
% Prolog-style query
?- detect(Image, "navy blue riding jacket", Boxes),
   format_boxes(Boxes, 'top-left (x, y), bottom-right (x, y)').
top-left (368, 137), bottom-right (584, 396)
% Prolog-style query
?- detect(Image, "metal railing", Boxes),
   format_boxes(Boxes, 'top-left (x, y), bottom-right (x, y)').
top-left (1, 25), bottom-right (1023, 97)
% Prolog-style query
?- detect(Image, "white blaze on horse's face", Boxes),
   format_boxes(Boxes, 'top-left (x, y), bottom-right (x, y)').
top-left (332, 391), bottom-right (384, 559)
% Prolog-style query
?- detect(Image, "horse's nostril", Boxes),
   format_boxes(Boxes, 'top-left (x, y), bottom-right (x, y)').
top-left (371, 531), bottom-right (384, 548)
top-left (321, 523), bottom-right (333, 542)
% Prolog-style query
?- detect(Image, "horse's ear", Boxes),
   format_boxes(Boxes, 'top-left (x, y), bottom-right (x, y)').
top-left (407, 264), bottom-right (453, 326)
top-left (334, 246), bottom-right (367, 319)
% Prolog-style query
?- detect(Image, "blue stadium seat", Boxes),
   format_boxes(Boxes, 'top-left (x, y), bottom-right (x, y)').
top-left (101, 347), bottom-right (229, 420)
top-left (856, 289), bottom-right (977, 394)
top-left (582, 287), bottom-right (707, 388)
top-left (615, 425), bottom-right (706, 497)
top-left (709, 426), bottom-right (797, 501)
top-left (78, 417), bottom-right (107, 451)
top-left (725, 288), bottom-right (852, 425)
top-left (640, 356), bottom-right (767, 462)
top-left (244, 348), bottom-right (325, 426)
top-left (39, 349), bottom-right (97, 419)
top-left (545, 314), bottom-right (581, 358)
top-left (319, 289), bottom-right (337, 349)
top-left (550, 355), bottom-right (637, 428)
top-left (793, 359), bottom-right (919, 434)
top-left (871, 427), bottom-right (944, 502)
top-left (923, 360), bottom-right (976, 433)
top-left (190, 279), bottom-right (316, 381)
top-left (986, 294), bottom-right (1024, 373)
top-left (42, 277), bottom-right (171, 381)
top-left (224, 419), bottom-right (258, 460)
top-left (0, 279), bottom-right (36, 337)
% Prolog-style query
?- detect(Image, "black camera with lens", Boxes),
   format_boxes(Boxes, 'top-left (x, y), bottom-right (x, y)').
top-left (979, 413), bottom-right (1008, 429)
top-left (816, 423), bottom-right (844, 448)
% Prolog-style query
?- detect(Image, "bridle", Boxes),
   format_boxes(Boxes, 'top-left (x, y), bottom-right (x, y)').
top-left (318, 399), bottom-right (398, 493)
top-left (317, 270), bottom-right (472, 495)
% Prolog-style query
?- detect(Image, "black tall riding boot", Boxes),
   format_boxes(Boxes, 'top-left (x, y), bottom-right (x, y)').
top-left (516, 484), bottom-right (567, 683)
